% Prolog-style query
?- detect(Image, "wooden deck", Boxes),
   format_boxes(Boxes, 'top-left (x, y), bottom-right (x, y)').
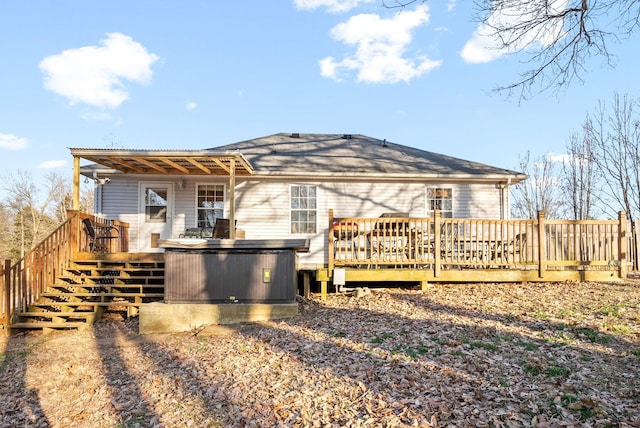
top-left (2, 209), bottom-right (636, 327)
top-left (314, 210), bottom-right (631, 299)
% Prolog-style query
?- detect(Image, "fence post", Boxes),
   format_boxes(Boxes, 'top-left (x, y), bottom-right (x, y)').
top-left (434, 210), bottom-right (441, 278)
top-left (628, 217), bottom-right (638, 273)
top-left (3, 259), bottom-right (10, 333)
top-left (537, 210), bottom-right (546, 279)
top-left (328, 209), bottom-right (335, 274)
top-left (619, 211), bottom-right (628, 279)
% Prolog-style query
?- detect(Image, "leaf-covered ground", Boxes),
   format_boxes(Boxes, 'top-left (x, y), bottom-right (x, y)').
top-left (1, 281), bottom-right (639, 427)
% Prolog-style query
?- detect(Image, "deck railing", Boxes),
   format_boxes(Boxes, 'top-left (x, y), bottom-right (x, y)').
top-left (1, 211), bottom-right (129, 330)
top-left (328, 209), bottom-right (630, 279)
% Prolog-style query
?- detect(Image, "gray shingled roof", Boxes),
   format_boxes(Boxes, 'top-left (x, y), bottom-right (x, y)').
top-left (210, 133), bottom-right (526, 182)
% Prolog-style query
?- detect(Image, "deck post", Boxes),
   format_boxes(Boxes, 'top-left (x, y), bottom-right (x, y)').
top-left (433, 211), bottom-right (441, 278)
top-left (229, 158), bottom-right (236, 239)
top-left (619, 211), bottom-right (628, 279)
top-left (72, 156), bottom-right (80, 211)
top-left (302, 272), bottom-right (311, 299)
top-left (537, 210), bottom-right (546, 279)
top-left (4, 259), bottom-right (11, 333)
top-left (328, 209), bottom-right (335, 274)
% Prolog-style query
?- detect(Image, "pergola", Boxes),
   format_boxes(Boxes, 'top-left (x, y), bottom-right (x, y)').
top-left (69, 148), bottom-right (254, 239)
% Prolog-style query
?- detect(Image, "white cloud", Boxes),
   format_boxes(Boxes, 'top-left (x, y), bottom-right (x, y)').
top-left (186, 101), bottom-right (197, 110)
top-left (39, 32), bottom-right (160, 109)
top-left (294, 0), bottom-right (374, 13)
top-left (461, 0), bottom-right (568, 63)
top-left (38, 160), bottom-right (67, 169)
top-left (0, 133), bottom-right (28, 150)
top-left (319, 5), bottom-right (442, 83)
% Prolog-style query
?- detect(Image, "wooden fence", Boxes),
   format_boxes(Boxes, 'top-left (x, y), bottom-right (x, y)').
top-left (1, 211), bottom-right (128, 331)
top-left (327, 210), bottom-right (632, 282)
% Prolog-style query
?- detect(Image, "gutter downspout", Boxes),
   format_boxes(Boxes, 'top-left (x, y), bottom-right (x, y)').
top-left (95, 182), bottom-right (103, 216)
top-left (504, 178), bottom-right (511, 220)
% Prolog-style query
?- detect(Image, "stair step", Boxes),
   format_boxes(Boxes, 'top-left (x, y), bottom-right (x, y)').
top-left (60, 273), bottom-right (165, 278)
top-left (41, 292), bottom-right (164, 298)
top-left (69, 261), bottom-right (164, 268)
top-left (64, 271), bottom-right (165, 278)
top-left (50, 284), bottom-right (164, 293)
top-left (19, 311), bottom-right (96, 318)
top-left (10, 254), bottom-right (165, 331)
top-left (57, 278), bottom-right (164, 286)
top-left (11, 322), bottom-right (90, 330)
top-left (32, 301), bottom-right (156, 307)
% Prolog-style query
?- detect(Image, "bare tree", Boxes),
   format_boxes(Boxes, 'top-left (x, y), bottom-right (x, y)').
top-left (384, 0), bottom-right (640, 98)
top-left (561, 121), bottom-right (599, 219)
top-left (588, 93), bottom-right (640, 219)
top-left (0, 171), bottom-right (69, 258)
top-left (81, 184), bottom-right (95, 215)
top-left (0, 202), bottom-right (14, 261)
top-left (511, 151), bottom-right (566, 218)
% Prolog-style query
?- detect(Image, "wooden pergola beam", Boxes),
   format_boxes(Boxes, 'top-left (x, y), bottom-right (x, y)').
top-left (131, 157), bottom-right (169, 174)
top-left (159, 158), bottom-right (190, 174)
top-left (105, 157), bottom-right (147, 173)
top-left (186, 158), bottom-right (213, 174)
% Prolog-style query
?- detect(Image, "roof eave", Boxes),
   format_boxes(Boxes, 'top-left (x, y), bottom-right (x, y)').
top-left (242, 172), bottom-right (528, 183)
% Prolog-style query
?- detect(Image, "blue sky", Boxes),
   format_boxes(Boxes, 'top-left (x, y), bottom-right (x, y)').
top-left (1, 0), bottom-right (639, 190)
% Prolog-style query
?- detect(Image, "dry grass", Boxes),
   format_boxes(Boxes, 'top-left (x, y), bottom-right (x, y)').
top-left (1, 280), bottom-right (639, 427)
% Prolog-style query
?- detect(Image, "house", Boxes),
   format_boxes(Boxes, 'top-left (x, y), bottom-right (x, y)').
top-left (71, 132), bottom-right (527, 270)
top-left (2, 133), bottom-right (628, 332)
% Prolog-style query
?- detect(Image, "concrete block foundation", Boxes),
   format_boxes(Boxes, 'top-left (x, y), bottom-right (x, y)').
top-left (139, 301), bottom-right (298, 334)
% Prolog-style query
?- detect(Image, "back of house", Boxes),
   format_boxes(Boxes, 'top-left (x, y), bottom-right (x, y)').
top-left (73, 132), bottom-right (526, 268)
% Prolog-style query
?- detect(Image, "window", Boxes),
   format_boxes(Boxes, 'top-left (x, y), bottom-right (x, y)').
top-left (427, 188), bottom-right (453, 218)
top-left (144, 187), bottom-right (168, 223)
top-left (197, 184), bottom-right (224, 227)
top-left (290, 185), bottom-right (317, 234)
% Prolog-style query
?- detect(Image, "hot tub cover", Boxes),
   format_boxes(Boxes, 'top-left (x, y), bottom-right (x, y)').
top-left (159, 238), bottom-right (310, 252)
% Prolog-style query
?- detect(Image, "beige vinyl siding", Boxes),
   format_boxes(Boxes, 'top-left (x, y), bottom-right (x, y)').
top-left (101, 175), bottom-right (193, 252)
top-left (319, 181), bottom-right (503, 219)
top-left (318, 181), bottom-right (427, 218)
top-left (234, 180), bottom-right (324, 265)
top-left (231, 179), bottom-right (505, 266)
top-left (99, 175), bottom-right (142, 252)
top-left (100, 175), bottom-right (506, 265)
top-left (233, 180), bottom-right (292, 239)
top-left (452, 183), bottom-right (503, 218)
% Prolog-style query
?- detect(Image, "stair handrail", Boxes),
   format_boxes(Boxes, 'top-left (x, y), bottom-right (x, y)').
top-left (1, 211), bottom-right (80, 330)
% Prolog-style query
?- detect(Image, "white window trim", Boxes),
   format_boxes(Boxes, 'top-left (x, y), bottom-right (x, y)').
top-left (426, 186), bottom-right (454, 218)
top-left (195, 182), bottom-right (226, 228)
top-left (289, 184), bottom-right (318, 235)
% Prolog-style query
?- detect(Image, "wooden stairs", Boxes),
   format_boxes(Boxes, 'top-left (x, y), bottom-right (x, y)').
top-left (11, 254), bottom-right (165, 332)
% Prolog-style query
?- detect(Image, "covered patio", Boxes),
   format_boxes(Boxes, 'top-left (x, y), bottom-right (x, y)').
top-left (69, 148), bottom-right (254, 240)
